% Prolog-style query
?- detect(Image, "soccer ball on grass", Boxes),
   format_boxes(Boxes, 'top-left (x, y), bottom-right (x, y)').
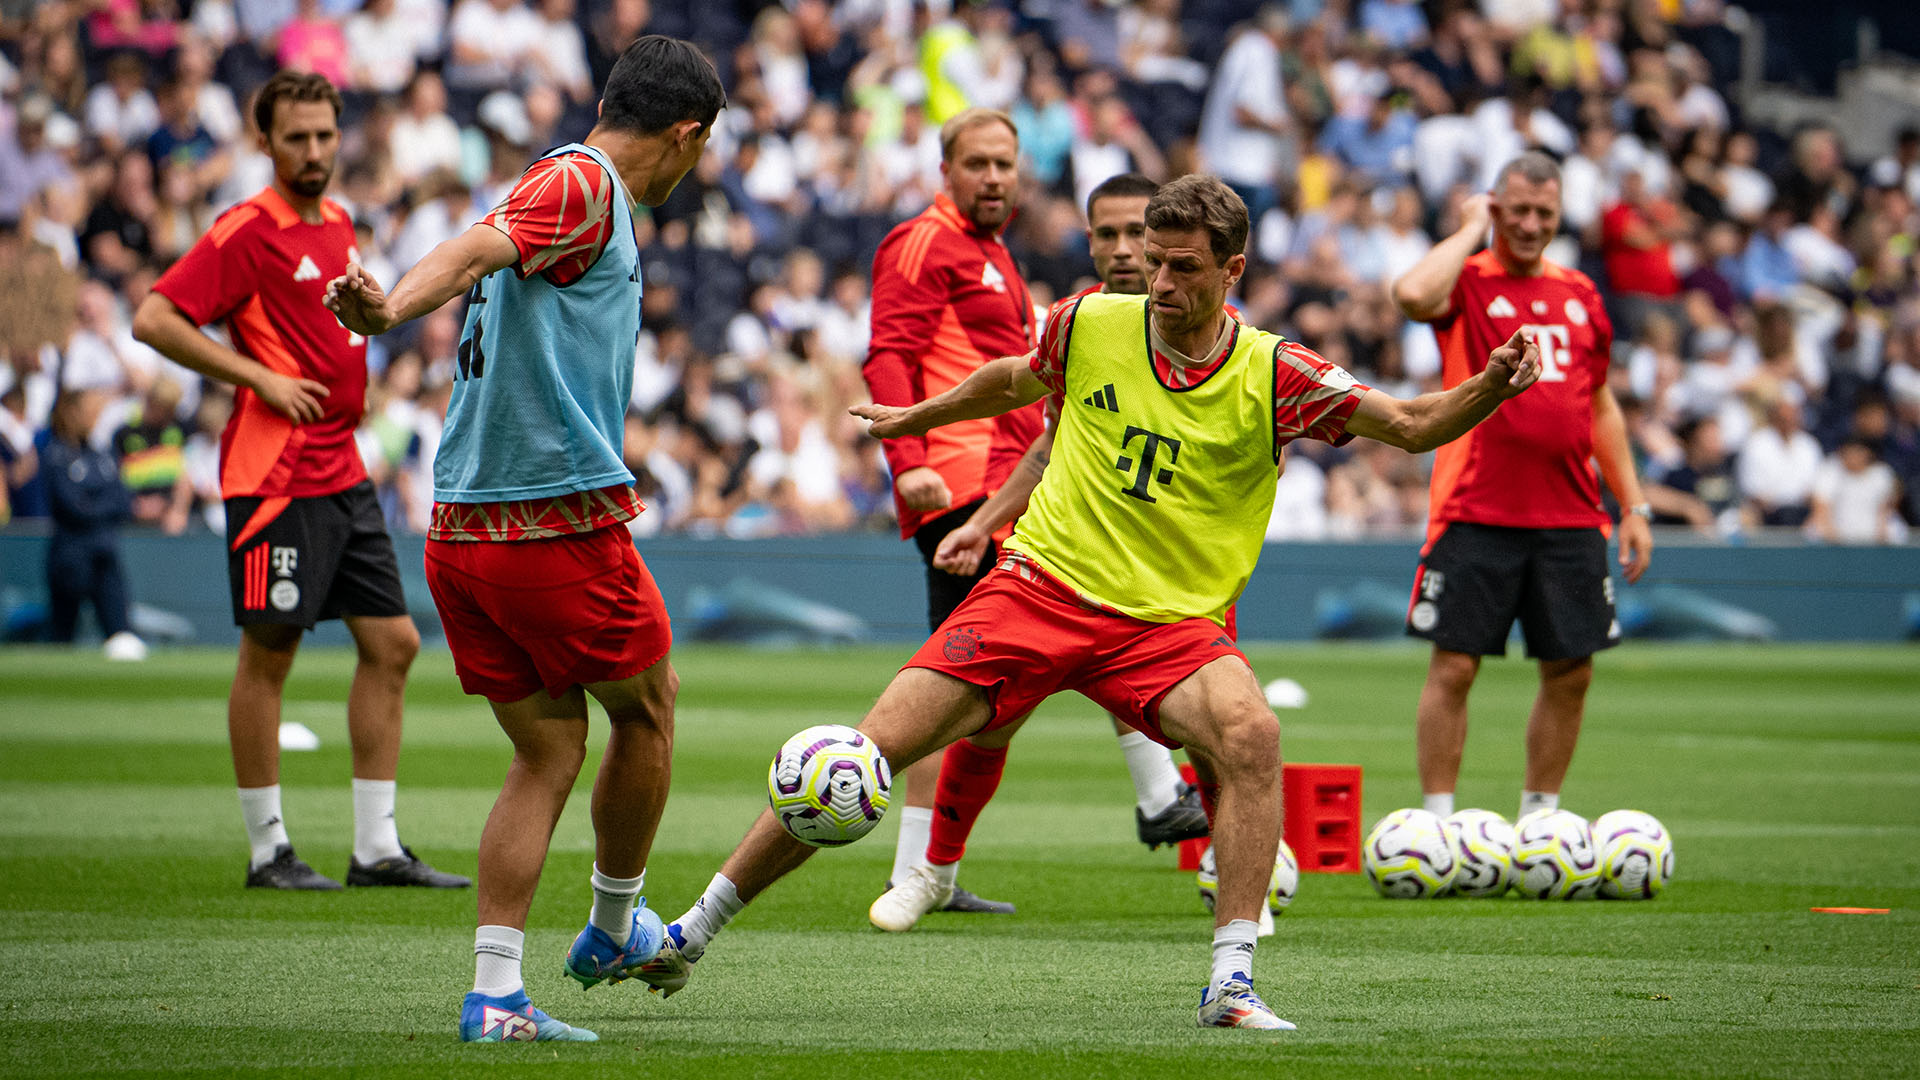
top-left (1362, 808), bottom-right (1457, 898)
top-left (1196, 840), bottom-right (1299, 914)
top-left (1512, 808), bottom-right (1602, 899)
top-left (1591, 809), bottom-right (1674, 899)
top-left (1442, 808), bottom-right (1517, 898)
top-left (767, 725), bottom-right (892, 847)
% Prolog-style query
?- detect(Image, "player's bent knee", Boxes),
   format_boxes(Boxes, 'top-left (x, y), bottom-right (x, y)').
top-left (1217, 706), bottom-right (1280, 773)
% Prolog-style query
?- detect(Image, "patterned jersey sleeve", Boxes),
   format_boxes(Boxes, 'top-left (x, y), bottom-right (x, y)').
top-left (482, 152), bottom-right (618, 286)
top-left (1025, 296), bottom-right (1081, 399)
top-left (1274, 339), bottom-right (1372, 447)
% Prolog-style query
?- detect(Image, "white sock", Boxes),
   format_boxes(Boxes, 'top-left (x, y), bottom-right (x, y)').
top-left (590, 864), bottom-right (643, 942)
top-left (1211, 919), bottom-right (1259, 989)
top-left (674, 872), bottom-right (743, 962)
top-left (1520, 790), bottom-right (1559, 817)
top-left (1424, 792), bottom-right (1454, 817)
top-left (1118, 729), bottom-right (1184, 816)
top-left (238, 785), bottom-right (291, 869)
top-left (928, 859), bottom-right (959, 891)
top-left (351, 778), bottom-right (404, 864)
top-left (473, 925), bottom-right (524, 997)
top-left (891, 806), bottom-right (934, 885)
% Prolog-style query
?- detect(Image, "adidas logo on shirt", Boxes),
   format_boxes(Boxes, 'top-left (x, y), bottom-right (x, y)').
top-left (293, 255), bottom-right (322, 282)
top-left (1485, 295), bottom-right (1516, 318)
top-left (1083, 383), bottom-right (1119, 412)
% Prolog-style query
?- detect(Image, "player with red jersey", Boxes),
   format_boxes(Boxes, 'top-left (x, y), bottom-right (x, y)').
top-left (859, 107), bottom-right (1037, 917)
top-left (1391, 152), bottom-right (1653, 822)
top-left (134, 71), bottom-right (465, 893)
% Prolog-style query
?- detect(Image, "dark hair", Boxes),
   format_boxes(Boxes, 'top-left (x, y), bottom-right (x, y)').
top-left (599, 35), bottom-right (725, 136)
top-left (1144, 174), bottom-right (1249, 264)
top-left (1086, 172), bottom-right (1158, 219)
top-left (252, 70), bottom-right (342, 137)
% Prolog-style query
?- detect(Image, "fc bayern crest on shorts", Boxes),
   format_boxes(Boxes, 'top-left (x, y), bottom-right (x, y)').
top-left (943, 627), bottom-right (982, 662)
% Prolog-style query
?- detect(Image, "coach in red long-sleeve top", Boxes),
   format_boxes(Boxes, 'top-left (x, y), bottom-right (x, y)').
top-left (860, 106), bottom-right (1036, 917)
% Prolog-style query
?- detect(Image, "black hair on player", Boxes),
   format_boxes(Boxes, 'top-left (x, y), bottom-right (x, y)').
top-left (598, 35), bottom-right (725, 136)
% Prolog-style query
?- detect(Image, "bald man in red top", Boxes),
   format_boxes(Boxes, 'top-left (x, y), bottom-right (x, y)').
top-left (861, 107), bottom-right (1037, 916)
top-left (1391, 152), bottom-right (1653, 825)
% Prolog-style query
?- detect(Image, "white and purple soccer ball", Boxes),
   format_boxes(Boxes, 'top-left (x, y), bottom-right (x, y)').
top-left (1196, 840), bottom-right (1300, 914)
top-left (1592, 809), bottom-right (1675, 900)
top-left (1512, 809), bottom-right (1602, 900)
top-left (1442, 808), bottom-right (1518, 898)
top-left (1363, 808), bottom-right (1458, 899)
top-left (767, 725), bottom-right (892, 848)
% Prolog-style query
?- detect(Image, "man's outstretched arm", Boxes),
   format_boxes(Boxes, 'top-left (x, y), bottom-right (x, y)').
top-left (850, 354), bottom-right (1049, 438)
top-left (324, 224), bottom-right (520, 336)
top-left (1344, 329), bottom-right (1540, 453)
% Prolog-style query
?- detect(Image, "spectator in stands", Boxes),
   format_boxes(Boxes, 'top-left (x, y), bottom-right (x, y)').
top-left (1199, 4), bottom-right (1290, 223)
top-left (1319, 90), bottom-right (1416, 188)
top-left (389, 71), bottom-right (462, 186)
top-left (1738, 395), bottom-right (1823, 527)
top-left (1646, 415), bottom-right (1741, 534)
top-left (444, 0), bottom-right (539, 94)
top-left (345, 0), bottom-right (425, 97)
top-left (1808, 436), bottom-right (1903, 544)
top-left (84, 51), bottom-right (159, 154)
top-left (278, 0), bottom-right (350, 87)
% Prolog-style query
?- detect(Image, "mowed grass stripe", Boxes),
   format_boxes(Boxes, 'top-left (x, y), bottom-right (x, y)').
top-left (0, 643), bottom-right (1915, 1078)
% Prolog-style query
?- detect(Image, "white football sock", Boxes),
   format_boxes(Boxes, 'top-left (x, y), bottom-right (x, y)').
top-left (351, 778), bottom-right (404, 864)
top-left (1211, 919), bottom-right (1259, 989)
top-left (1520, 790), bottom-right (1559, 817)
top-left (238, 785), bottom-right (290, 870)
top-left (473, 925), bottom-right (524, 997)
top-left (674, 873), bottom-right (743, 962)
top-left (1423, 792), bottom-right (1455, 817)
top-left (1118, 729), bottom-right (1184, 816)
top-left (589, 864), bottom-right (643, 942)
top-left (891, 805), bottom-right (933, 885)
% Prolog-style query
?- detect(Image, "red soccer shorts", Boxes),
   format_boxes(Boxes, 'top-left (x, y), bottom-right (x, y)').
top-left (904, 559), bottom-right (1247, 748)
top-left (424, 525), bottom-right (671, 702)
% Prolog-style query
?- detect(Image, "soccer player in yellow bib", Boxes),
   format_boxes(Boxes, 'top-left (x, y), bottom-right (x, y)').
top-left (639, 174), bottom-right (1541, 1030)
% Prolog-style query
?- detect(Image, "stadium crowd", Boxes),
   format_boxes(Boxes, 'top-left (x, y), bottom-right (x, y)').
top-left (2, 0), bottom-right (1917, 544)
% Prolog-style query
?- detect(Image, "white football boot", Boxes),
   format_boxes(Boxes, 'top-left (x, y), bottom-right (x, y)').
top-left (868, 865), bottom-right (953, 933)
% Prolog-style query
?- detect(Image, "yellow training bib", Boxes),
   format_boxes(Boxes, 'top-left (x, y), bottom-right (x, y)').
top-left (1007, 292), bottom-right (1280, 625)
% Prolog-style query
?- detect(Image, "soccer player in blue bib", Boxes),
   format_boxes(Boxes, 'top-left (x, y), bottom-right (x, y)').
top-left (326, 37), bottom-right (723, 1043)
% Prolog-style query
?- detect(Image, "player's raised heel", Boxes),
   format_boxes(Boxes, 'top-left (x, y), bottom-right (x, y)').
top-left (459, 990), bottom-right (598, 1042)
top-left (632, 922), bottom-right (694, 998)
top-left (1197, 980), bottom-right (1296, 1030)
top-left (565, 903), bottom-right (665, 989)
top-left (869, 865), bottom-right (954, 932)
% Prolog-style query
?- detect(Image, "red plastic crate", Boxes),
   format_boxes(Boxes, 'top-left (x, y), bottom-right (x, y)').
top-left (1175, 762), bottom-right (1363, 873)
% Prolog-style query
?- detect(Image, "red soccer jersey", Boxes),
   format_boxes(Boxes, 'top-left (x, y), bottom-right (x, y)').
top-left (864, 193), bottom-right (1038, 538)
top-left (153, 186), bottom-right (368, 515)
top-left (1421, 249), bottom-right (1614, 542)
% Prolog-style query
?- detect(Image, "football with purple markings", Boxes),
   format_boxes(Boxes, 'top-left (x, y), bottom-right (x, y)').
top-left (1442, 808), bottom-right (1517, 898)
top-left (767, 725), bottom-right (893, 847)
top-left (1591, 809), bottom-right (1675, 899)
top-left (1512, 809), bottom-right (1603, 900)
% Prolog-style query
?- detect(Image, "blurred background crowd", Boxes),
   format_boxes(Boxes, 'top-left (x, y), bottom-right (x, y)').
top-left (2, 0), bottom-right (1918, 544)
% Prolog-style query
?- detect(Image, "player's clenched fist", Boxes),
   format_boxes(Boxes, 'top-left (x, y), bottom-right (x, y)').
top-left (1484, 329), bottom-right (1541, 398)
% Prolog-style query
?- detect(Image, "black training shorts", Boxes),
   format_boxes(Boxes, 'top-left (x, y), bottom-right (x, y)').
top-left (1405, 522), bottom-right (1620, 661)
top-left (911, 499), bottom-right (996, 633)
top-left (226, 480), bottom-right (408, 628)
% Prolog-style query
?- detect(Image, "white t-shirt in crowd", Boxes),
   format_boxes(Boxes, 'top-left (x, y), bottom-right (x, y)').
top-left (1812, 458), bottom-right (1897, 543)
top-left (1198, 29), bottom-right (1285, 189)
top-left (1736, 425), bottom-right (1823, 510)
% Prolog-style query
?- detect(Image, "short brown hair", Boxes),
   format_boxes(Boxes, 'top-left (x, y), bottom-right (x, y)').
top-left (252, 70), bottom-right (342, 137)
top-left (1144, 174), bottom-right (1248, 264)
top-left (939, 107), bottom-right (1017, 162)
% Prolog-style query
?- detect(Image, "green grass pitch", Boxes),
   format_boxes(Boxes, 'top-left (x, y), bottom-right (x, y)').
top-left (1, 642), bottom-right (1915, 1078)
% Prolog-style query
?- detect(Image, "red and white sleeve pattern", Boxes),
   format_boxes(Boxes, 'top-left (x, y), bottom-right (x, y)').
top-left (482, 152), bottom-right (617, 286)
top-left (1025, 296), bottom-right (1081, 398)
top-left (1275, 340), bottom-right (1371, 446)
